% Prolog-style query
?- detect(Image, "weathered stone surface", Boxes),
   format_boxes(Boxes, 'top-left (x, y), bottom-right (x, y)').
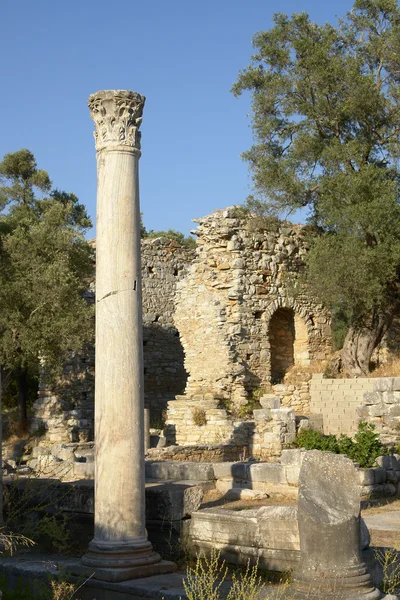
top-left (145, 460), bottom-right (214, 481)
top-left (291, 450), bottom-right (380, 599)
top-left (145, 483), bottom-right (203, 521)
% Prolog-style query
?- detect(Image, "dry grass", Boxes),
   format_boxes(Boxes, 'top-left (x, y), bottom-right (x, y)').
top-left (282, 362), bottom-right (329, 386)
top-left (370, 356), bottom-right (400, 378)
top-left (192, 407), bottom-right (207, 426)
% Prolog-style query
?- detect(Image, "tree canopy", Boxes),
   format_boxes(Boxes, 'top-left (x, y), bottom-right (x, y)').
top-left (232, 0), bottom-right (400, 375)
top-left (0, 149), bottom-right (94, 423)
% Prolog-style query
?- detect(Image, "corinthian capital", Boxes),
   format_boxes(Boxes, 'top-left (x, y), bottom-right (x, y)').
top-left (88, 90), bottom-right (146, 152)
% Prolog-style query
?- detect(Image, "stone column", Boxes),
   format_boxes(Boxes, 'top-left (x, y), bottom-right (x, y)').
top-left (290, 450), bottom-right (381, 599)
top-left (81, 90), bottom-right (175, 582)
top-left (144, 408), bottom-right (150, 453)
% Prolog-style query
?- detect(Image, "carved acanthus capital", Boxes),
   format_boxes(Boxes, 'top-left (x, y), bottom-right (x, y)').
top-left (88, 90), bottom-right (146, 153)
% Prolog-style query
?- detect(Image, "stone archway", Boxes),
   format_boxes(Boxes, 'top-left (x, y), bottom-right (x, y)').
top-left (268, 307), bottom-right (310, 383)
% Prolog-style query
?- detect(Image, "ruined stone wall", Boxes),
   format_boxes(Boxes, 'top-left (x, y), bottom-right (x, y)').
top-left (141, 238), bottom-right (194, 413)
top-left (174, 208), bottom-right (332, 407)
top-left (33, 239), bottom-right (194, 443)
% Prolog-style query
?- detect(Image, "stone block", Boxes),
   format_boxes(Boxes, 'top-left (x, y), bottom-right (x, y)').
top-left (249, 463), bottom-right (287, 484)
top-left (31, 446), bottom-right (51, 458)
top-left (373, 467), bottom-right (387, 484)
top-left (145, 461), bottom-right (215, 481)
top-left (382, 391), bottom-right (400, 404)
top-left (358, 468), bottom-right (375, 486)
top-left (271, 408), bottom-right (295, 424)
top-left (285, 466), bottom-right (301, 486)
top-left (51, 444), bottom-right (75, 462)
top-left (145, 483), bottom-right (203, 521)
top-left (253, 409), bottom-right (272, 421)
top-left (386, 470), bottom-right (400, 484)
top-left (73, 461), bottom-right (94, 479)
top-left (374, 378), bottom-right (394, 392)
top-left (260, 395), bottom-right (281, 409)
top-left (363, 392), bottom-right (382, 405)
top-left (212, 462), bottom-right (236, 480)
top-left (375, 455), bottom-right (397, 470)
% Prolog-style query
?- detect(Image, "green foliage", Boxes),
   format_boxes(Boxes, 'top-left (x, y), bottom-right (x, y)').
top-left (232, 1), bottom-right (400, 334)
top-left (0, 150), bottom-right (94, 381)
top-left (294, 421), bottom-right (386, 467)
top-left (294, 429), bottom-right (339, 453)
top-left (349, 421), bottom-right (387, 467)
top-left (145, 228), bottom-right (196, 248)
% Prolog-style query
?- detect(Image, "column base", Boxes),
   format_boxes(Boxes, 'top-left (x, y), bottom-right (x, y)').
top-left (74, 537), bottom-right (177, 582)
top-left (288, 562), bottom-right (382, 599)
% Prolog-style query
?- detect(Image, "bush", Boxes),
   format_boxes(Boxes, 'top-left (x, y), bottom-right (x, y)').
top-left (293, 422), bottom-right (386, 468)
top-left (192, 407), bottom-right (207, 427)
top-left (293, 429), bottom-right (339, 453)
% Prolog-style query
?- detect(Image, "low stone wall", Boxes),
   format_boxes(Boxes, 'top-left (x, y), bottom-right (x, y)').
top-left (273, 381), bottom-right (311, 415)
top-left (310, 374), bottom-right (376, 435)
top-left (190, 505), bottom-right (300, 572)
top-left (357, 377), bottom-right (400, 445)
top-left (166, 393), bottom-right (296, 460)
top-left (189, 502), bottom-right (371, 574)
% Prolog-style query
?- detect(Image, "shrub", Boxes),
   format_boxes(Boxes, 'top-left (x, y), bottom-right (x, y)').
top-left (192, 407), bottom-right (207, 427)
top-left (293, 429), bottom-right (339, 453)
top-left (182, 548), bottom-right (264, 600)
top-left (293, 422), bottom-right (386, 468)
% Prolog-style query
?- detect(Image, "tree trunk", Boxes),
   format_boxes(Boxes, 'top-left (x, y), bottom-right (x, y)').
top-left (16, 367), bottom-right (28, 431)
top-left (341, 307), bottom-right (397, 376)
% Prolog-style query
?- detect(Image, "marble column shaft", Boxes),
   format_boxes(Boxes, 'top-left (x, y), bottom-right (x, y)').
top-left (81, 90), bottom-right (174, 581)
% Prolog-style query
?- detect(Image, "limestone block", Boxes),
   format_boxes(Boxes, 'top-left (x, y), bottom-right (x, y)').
top-left (376, 456), bottom-right (395, 471)
top-left (249, 463), bottom-right (287, 484)
top-left (253, 409), bottom-right (272, 421)
top-left (382, 391), bottom-right (400, 404)
top-left (271, 408), bottom-right (295, 424)
top-left (361, 483), bottom-right (396, 499)
top-left (358, 468), bottom-right (375, 486)
top-left (31, 446), bottom-right (51, 458)
top-left (145, 461), bottom-right (214, 481)
top-left (386, 470), bottom-right (400, 484)
top-left (73, 461), bottom-right (94, 479)
top-left (51, 444), bottom-right (75, 462)
top-left (225, 488), bottom-right (269, 501)
top-left (212, 462), bottom-right (236, 480)
top-left (374, 378), bottom-right (395, 392)
top-left (285, 466), bottom-right (301, 486)
top-left (363, 392), bottom-right (382, 405)
top-left (260, 395), bottom-right (281, 409)
top-left (145, 483), bottom-right (203, 521)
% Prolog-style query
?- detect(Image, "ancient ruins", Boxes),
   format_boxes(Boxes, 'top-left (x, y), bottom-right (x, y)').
top-left (1, 89), bottom-right (400, 599)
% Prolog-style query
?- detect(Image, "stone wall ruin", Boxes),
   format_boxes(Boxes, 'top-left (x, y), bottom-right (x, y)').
top-left (33, 208), bottom-right (332, 448)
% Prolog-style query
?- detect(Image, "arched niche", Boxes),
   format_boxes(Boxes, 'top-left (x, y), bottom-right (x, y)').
top-left (268, 307), bottom-right (310, 383)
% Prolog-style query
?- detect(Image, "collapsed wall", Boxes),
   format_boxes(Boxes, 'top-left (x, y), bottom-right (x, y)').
top-left (174, 207), bottom-right (332, 404)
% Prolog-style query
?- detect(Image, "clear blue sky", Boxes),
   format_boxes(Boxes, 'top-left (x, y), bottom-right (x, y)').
top-left (1, 0), bottom-right (355, 238)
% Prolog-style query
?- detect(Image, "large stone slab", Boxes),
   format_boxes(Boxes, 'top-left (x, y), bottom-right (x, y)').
top-left (145, 461), bottom-right (214, 481)
top-left (291, 450), bottom-right (381, 599)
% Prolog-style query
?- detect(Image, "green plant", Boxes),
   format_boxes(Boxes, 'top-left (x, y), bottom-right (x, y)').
top-left (293, 429), bottom-right (339, 453)
top-left (375, 546), bottom-right (400, 595)
top-left (347, 422), bottom-right (386, 468)
top-left (293, 422), bottom-right (387, 468)
top-left (192, 407), bottom-right (207, 427)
